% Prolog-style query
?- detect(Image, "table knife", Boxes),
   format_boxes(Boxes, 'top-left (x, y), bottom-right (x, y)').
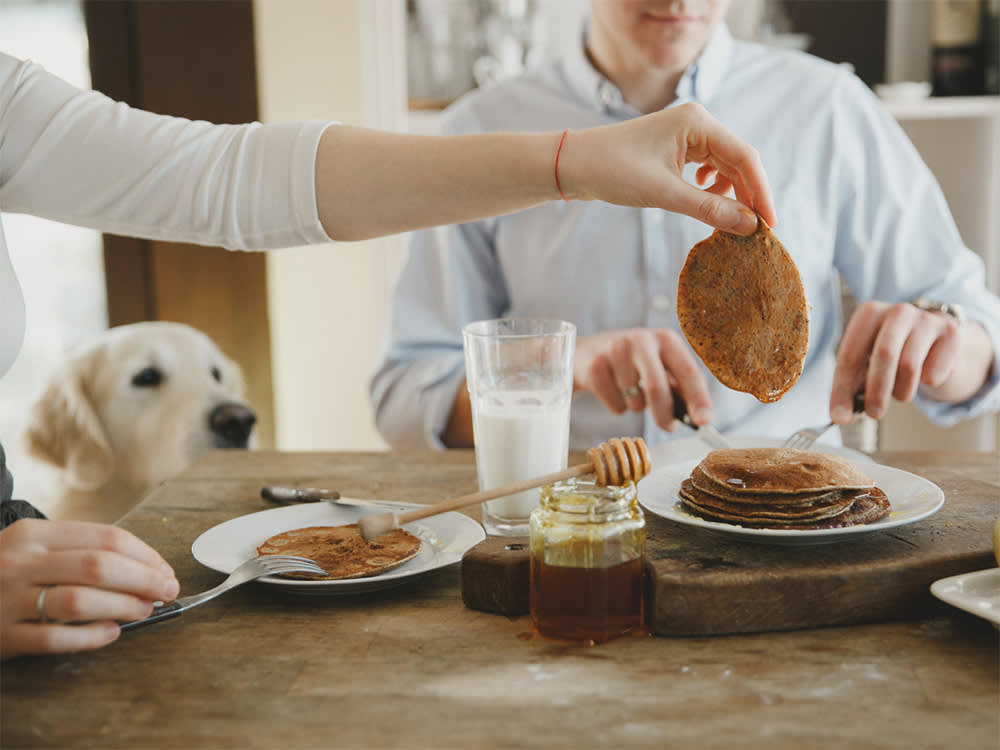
top-left (260, 486), bottom-right (393, 509)
top-left (673, 395), bottom-right (732, 451)
top-left (261, 486), bottom-right (341, 505)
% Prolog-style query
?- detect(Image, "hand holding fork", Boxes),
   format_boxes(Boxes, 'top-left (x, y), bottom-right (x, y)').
top-left (119, 555), bottom-right (326, 631)
top-left (782, 392), bottom-right (866, 451)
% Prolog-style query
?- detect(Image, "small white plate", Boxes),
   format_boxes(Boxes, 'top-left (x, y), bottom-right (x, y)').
top-left (638, 459), bottom-right (944, 546)
top-left (191, 500), bottom-right (486, 596)
top-left (930, 568), bottom-right (1000, 627)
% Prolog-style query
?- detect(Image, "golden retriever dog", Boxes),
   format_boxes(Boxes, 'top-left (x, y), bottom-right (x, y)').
top-left (21, 321), bottom-right (256, 523)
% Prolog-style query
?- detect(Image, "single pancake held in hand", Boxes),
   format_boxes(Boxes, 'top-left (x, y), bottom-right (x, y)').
top-left (677, 219), bottom-right (808, 402)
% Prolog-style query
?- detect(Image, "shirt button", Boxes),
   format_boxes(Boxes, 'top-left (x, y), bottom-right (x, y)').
top-left (650, 294), bottom-right (671, 312)
top-left (599, 83), bottom-right (621, 108)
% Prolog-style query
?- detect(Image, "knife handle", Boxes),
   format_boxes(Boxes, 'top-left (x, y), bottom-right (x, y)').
top-left (119, 600), bottom-right (184, 631)
top-left (672, 394), bottom-right (732, 450)
top-left (672, 394), bottom-right (695, 428)
top-left (261, 486), bottom-right (340, 505)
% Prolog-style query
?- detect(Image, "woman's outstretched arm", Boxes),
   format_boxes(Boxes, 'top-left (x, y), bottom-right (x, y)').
top-left (315, 102), bottom-right (774, 241)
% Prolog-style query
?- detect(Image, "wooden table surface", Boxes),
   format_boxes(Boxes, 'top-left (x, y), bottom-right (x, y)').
top-left (3, 449), bottom-right (998, 750)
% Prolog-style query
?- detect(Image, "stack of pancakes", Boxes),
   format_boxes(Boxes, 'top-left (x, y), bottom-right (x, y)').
top-left (679, 448), bottom-right (890, 530)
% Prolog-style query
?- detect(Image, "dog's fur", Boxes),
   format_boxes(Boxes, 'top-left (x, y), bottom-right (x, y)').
top-left (22, 321), bottom-right (256, 523)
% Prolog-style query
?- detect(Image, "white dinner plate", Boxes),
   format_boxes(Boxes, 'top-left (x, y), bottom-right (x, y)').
top-left (930, 568), bottom-right (1000, 627)
top-left (637, 459), bottom-right (945, 545)
top-left (646, 435), bottom-right (876, 469)
top-left (191, 500), bottom-right (486, 596)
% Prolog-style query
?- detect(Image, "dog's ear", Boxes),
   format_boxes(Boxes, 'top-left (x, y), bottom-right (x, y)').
top-left (24, 369), bottom-right (115, 491)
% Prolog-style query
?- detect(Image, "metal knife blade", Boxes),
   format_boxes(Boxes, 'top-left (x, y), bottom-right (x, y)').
top-left (672, 395), bottom-right (733, 451)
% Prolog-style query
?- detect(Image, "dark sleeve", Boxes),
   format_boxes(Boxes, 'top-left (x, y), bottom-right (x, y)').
top-left (0, 442), bottom-right (47, 529)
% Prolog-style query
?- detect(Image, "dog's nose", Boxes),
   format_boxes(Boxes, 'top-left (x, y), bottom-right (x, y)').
top-left (209, 403), bottom-right (257, 448)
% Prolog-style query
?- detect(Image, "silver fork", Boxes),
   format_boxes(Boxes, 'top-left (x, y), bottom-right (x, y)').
top-left (119, 555), bottom-right (326, 631)
top-left (782, 392), bottom-right (866, 451)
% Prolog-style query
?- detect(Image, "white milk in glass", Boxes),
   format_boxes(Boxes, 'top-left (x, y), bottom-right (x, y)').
top-left (472, 389), bottom-right (570, 532)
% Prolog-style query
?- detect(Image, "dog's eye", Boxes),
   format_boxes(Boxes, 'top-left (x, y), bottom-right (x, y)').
top-left (211, 366), bottom-right (222, 383)
top-left (131, 367), bottom-right (163, 388)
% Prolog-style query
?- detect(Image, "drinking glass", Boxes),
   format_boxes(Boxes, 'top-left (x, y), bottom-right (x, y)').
top-left (462, 318), bottom-right (576, 536)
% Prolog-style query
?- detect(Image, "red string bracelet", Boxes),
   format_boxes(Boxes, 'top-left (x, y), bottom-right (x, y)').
top-left (554, 129), bottom-right (571, 202)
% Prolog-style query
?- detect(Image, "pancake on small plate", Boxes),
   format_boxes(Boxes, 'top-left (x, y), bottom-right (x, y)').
top-left (677, 219), bottom-right (808, 402)
top-left (257, 524), bottom-right (421, 580)
top-left (679, 447), bottom-right (889, 530)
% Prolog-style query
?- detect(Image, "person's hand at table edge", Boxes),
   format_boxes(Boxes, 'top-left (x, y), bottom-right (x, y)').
top-left (0, 519), bottom-right (179, 660)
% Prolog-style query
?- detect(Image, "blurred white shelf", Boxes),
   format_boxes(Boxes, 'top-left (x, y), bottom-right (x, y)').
top-left (882, 95), bottom-right (1000, 121)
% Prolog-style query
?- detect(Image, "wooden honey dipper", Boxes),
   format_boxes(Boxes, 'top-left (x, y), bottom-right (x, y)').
top-left (358, 437), bottom-right (651, 541)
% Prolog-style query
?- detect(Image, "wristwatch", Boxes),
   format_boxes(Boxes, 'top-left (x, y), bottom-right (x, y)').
top-left (910, 297), bottom-right (967, 328)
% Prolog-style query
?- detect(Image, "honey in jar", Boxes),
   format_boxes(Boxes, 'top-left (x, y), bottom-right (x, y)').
top-left (529, 477), bottom-right (645, 644)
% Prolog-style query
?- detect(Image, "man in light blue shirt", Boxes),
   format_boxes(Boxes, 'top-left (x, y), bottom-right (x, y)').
top-left (372, 0), bottom-right (1000, 451)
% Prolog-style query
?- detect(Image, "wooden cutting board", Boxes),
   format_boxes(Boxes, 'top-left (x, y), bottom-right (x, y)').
top-left (462, 458), bottom-right (998, 636)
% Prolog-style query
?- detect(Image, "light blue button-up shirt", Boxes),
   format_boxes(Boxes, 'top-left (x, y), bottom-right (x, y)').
top-left (371, 24), bottom-right (1000, 451)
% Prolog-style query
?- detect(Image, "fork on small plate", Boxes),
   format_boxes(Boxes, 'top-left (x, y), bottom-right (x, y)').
top-left (782, 392), bottom-right (866, 451)
top-left (119, 554), bottom-right (326, 631)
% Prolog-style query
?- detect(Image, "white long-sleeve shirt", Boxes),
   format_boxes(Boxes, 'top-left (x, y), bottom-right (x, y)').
top-left (371, 24), bottom-right (1000, 450)
top-left (0, 52), bottom-right (333, 377)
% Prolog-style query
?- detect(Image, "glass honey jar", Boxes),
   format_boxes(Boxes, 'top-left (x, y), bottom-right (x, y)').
top-left (529, 477), bottom-right (645, 645)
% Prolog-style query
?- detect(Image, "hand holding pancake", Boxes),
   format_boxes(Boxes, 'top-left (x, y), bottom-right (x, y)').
top-left (566, 102), bottom-right (776, 235)
top-left (831, 300), bottom-right (993, 423)
top-left (573, 328), bottom-right (714, 431)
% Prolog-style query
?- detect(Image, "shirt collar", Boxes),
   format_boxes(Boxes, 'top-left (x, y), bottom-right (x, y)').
top-left (562, 21), bottom-right (733, 115)
top-left (689, 23), bottom-right (732, 103)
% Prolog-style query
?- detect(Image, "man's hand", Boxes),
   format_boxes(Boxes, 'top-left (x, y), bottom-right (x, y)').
top-left (831, 300), bottom-right (993, 423)
top-left (573, 328), bottom-right (714, 430)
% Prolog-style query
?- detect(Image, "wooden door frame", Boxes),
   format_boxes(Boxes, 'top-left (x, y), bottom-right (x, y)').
top-left (82, 0), bottom-right (275, 447)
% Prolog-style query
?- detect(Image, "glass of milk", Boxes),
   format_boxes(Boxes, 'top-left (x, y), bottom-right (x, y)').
top-left (462, 319), bottom-right (576, 536)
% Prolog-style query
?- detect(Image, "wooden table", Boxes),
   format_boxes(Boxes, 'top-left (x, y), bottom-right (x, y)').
top-left (3, 450), bottom-right (998, 749)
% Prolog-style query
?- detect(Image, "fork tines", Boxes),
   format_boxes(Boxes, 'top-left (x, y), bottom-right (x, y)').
top-left (257, 554), bottom-right (326, 575)
top-left (784, 430), bottom-right (824, 451)
top-left (783, 393), bottom-right (866, 451)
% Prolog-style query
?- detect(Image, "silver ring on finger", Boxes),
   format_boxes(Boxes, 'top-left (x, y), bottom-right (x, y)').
top-left (619, 384), bottom-right (642, 400)
top-left (36, 584), bottom-right (55, 623)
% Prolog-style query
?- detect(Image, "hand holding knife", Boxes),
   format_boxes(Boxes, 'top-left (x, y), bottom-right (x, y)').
top-left (672, 394), bottom-right (732, 451)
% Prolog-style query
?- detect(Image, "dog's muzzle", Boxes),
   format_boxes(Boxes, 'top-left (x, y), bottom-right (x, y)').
top-left (209, 402), bottom-right (257, 448)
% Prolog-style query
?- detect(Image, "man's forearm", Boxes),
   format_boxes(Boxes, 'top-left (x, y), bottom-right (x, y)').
top-left (442, 381), bottom-right (475, 448)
